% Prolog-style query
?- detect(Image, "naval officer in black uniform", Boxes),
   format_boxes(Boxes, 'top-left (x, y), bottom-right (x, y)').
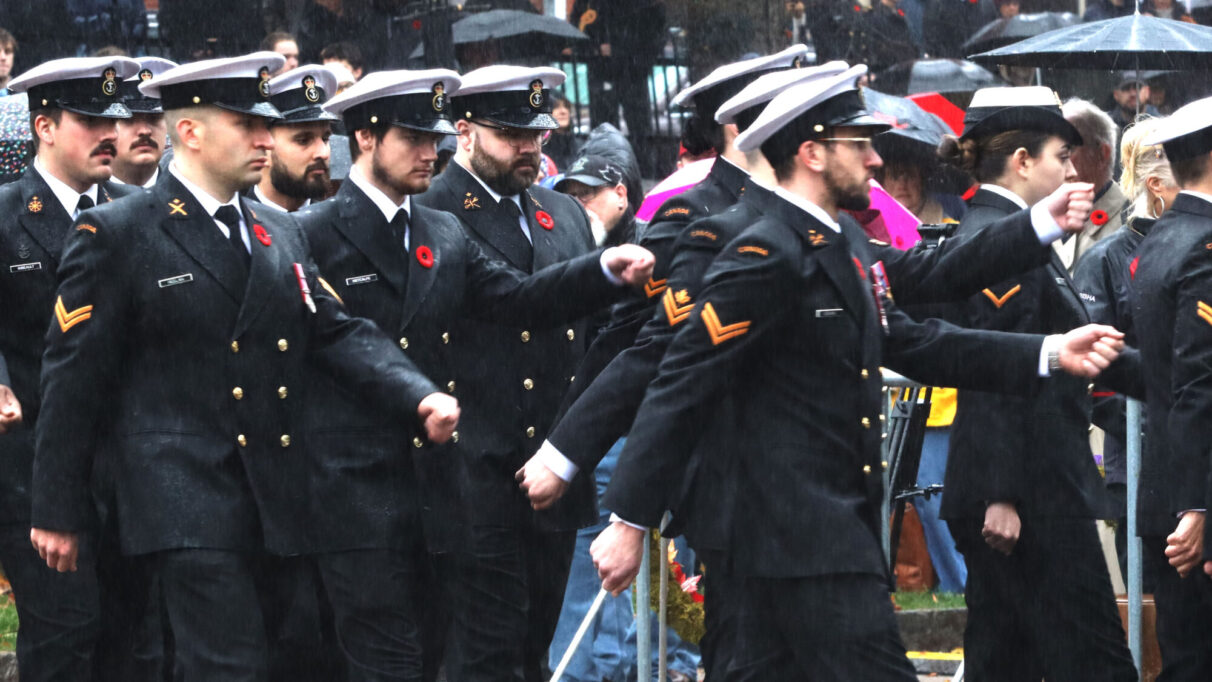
top-left (0, 54), bottom-right (141, 682)
top-left (596, 67), bottom-right (1128, 679)
top-left (252, 64), bottom-right (341, 214)
top-left (1129, 96), bottom-right (1212, 682)
top-left (294, 67), bottom-right (653, 681)
top-left (412, 64), bottom-right (602, 682)
top-left (28, 52), bottom-right (459, 682)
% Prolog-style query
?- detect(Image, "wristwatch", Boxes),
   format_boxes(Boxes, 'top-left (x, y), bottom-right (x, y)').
top-left (1047, 338), bottom-right (1063, 374)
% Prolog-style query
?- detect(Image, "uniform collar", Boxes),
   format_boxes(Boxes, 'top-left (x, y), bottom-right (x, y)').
top-left (773, 186), bottom-right (842, 233)
top-left (455, 159), bottom-right (524, 213)
top-left (1180, 189), bottom-right (1212, 208)
top-left (347, 164), bottom-right (410, 223)
top-left (168, 162), bottom-right (240, 218)
top-left (33, 155), bottom-right (99, 215)
top-left (110, 166), bottom-right (159, 188)
top-left (252, 183), bottom-right (309, 213)
top-left (979, 183), bottom-right (1029, 210)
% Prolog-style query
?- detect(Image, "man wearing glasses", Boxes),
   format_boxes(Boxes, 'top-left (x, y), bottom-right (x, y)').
top-left (415, 65), bottom-right (600, 682)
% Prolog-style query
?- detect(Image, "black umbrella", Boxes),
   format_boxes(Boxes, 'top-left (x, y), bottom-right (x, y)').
top-left (874, 59), bottom-right (1006, 96)
top-left (969, 13), bottom-right (1212, 70)
top-left (451, 9), bottom-right (588, 45)
top-left (961, 12), bottom-right (1081, 55)
top-left (865, 88), bottom-right (971, 193)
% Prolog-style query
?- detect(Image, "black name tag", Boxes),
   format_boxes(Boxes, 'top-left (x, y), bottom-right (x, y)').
top-left (9, 262), bottom-right (42, 273)
top-left (345, 274), bottom-right (379, 286)
top-left (815, 308), bottom-right (844, 318)
top-left (158, 273), bottom-right (194, 288)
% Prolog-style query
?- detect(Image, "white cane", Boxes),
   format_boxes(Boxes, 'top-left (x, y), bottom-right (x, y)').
top-left (549, 587), bottom-right (609, 682)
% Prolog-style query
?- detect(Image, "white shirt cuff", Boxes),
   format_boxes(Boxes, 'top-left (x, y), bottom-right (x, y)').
top-left (599, 249), bottom-right (625, 286)
top-left (535, 440), bottom-right (580, 482)
top-left (1030, 200), bottom-right (1064, 245)
top-left (609, 513), bottom-right (648, 531)
top-left (1038, 334), bottom-right (1060, 377)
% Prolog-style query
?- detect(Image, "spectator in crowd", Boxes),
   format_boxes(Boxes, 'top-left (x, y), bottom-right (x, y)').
top-left (1107, 72), bottom-right (1161, 132)
top-left (1073, 115), bottom-right (1176, 602)
top-left (1084, 0), bottom-right (1134, 22)
top-left (262, 31), bottom-right (301, 76)
top-left (555, 155), bottom-right (633, 246)
top-left (320, 41), bottom-right (363, 82)
top-left (544, 91), bottom-right (582, 171)
top-left (158, 0), bottom-right (263, 60)
top-left (995, 0), bottom-right (1021, 19)
top-left (0, 29), bottom-right (15, 96)
top-left (1058, 98), bottom-right (1127, 272)
top-left (1140, 0), bottom-right (1194, 21)
top-left (923, 0), bottom-right (997, 58)
top-left (865, 0), bottom-right (921, 73)
top-left (298, 0), bottom-right (390, 68)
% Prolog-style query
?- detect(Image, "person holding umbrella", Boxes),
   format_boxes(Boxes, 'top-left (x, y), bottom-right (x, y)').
top-left (936, 85), bottom-right (1139, 682)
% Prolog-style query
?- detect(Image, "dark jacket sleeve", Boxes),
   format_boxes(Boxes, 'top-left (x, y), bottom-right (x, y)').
top-left (0, 351), bottom-right (9, 389)
top-left (1164, 247), bottom-right (1212, 524)
top-left (875, 209), bottom-right (1053, 305)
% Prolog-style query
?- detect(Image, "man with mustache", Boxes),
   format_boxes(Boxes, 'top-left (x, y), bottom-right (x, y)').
top-left (253, 64), bottom-right (338, 213)
top-left (0, 55), bottom-right (141, 681)
top-left (413, 65), bottom-right (604, 682)
top-left (28, 52), bottom-right (459, 681)
top-left (111, 57), bottom-right (176, 189)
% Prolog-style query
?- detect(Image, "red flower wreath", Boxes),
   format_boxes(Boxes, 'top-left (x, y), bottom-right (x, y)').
top-left (1091, 209), bottom-right (1109, 226)
top-left (253, 224), bottom-right (271, 246)
top-left (535, 210), bottom-right (554, 230)
top-left (416, 245), bottom-right (434, 268)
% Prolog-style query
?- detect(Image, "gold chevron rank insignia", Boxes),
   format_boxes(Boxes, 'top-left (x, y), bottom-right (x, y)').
top-left (55, 296), bottom-right (93, 332)
top-left (644, 277), bottom-right (668, 298)
top-left (1198, 301), bottom-right (1212, 327)
top-left (982, 284), bottom-right (1021, 309)
top-left (701, 302), bottom-right (749, 345)
top-left (664, 288), bottom-right (693, 326)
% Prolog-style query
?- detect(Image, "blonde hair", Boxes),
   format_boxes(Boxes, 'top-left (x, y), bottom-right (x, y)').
top-left (1120, 116), bottom-right (1175, 219)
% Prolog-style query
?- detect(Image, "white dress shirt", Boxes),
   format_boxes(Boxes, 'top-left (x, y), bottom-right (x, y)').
top-left (34, 156), bottom-right (98, 219)
top-left (168, 163), bottom-right (249, 253)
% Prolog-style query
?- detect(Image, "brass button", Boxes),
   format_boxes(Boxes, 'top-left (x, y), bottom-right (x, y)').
top-left (278, 386), bottom-right (288, 399)
top-left (1088, 383), bottom-right (1095, 395)
top-left (879, 414), bottom-right (885, 423)
top-left (280, 434), bottom-right (291, 448)
top-left (861, 417), bottom-right (871, 429)
top-left (413, 437), bottom-right (423, 448)
top-left (230, 340), bottom-right (240, 353)
top-left (277, 338), bottom-right (289, 352)
top-left (863, 464), bottom-right (872, 474)
top-left (447, 381), bottom-right (456, 392)
top-left (523, 378), bottom-right (534, 390)
top-left (861, 369), bottom-right (869, 379)
top-left (881, 461), bottom-right (889, 470)
top-left (237, 434), bottom-right (247, 447)
top-left (566, 328), bottom-right (575, 341)
top-left (399, 337), bottom-right (409, 350)
top-left (569, 375), bottom-right (575, 383)
top-left (441, 332), bottom-right (450, 344)
top-left (451, 431), bottom-right (459, 443)
top-left (526, 426), bottom-right (536, 438)
top-left (521, 330), bottom-right (531, 343)
top-left (232, 387), bottom-right (244, 400)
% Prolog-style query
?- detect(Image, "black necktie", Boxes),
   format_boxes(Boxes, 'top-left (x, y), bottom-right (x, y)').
top-left (214, 205), bottom-right (250, 272)
top-left (389, 209), bottom-right (410, 250)
top-left (499, 197), bottom-right (534, 268)
top-left (75, 194), bottom-right (94, 217)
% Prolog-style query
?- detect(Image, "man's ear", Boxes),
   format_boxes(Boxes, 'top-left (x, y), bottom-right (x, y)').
top-left (455, 119), bottom-right (474, 154)
top-left (32, 113), bottom-right (57, 148)
top-left (799, 139), bottom-right (827, 173)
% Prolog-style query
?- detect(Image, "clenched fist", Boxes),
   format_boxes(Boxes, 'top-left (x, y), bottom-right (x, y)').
top-left (417, 392), bottom-right (460, 444)
top-left (602, 244), bottom-right (656, 287)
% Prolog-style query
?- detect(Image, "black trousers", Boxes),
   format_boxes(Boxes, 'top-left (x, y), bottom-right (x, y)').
top-left (442, 524), bottom-right (576, 682)
top-left (0, 523), bottom-right (100, 682)
top-left (697, 551), bottom-right (741, 682)
top-left (950, 517), bottom-right (1138, 682)
top-left (1142, 535), bottom-right (1212, 682)
top-left (729, 572), bottom-right (918, 681)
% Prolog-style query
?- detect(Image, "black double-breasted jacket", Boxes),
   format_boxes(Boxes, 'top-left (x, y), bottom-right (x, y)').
top-left (297, 181), bottom-right (620, 552)
top-left (31, 174), bottom-right (439, 556)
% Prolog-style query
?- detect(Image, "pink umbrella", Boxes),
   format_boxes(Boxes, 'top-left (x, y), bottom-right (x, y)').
top-left (637, 157), bottom-right (716, 221)
top-left (868, 179), bottom-right (923, 250)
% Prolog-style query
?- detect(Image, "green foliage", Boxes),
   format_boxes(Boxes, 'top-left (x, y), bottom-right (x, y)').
top-left (894, 590), bottom-right (967, 611)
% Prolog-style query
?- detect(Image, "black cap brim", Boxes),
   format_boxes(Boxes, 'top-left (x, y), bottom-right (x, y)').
top-left (393, 118), bottom-right (459, 135)
top-left (59, 101), bottom-right (132, 119)
top-left (478, 112), bottom-right (559, 131)
top-left (554, 173), bottom-right (610, 191)
top-left (125, 99), bottom-right (164, 114)
top-left (961, 106), bottom-right (1082, 147)
top-left (215, 101), bottom-right (284, 120)
top-left (277, 106), bottom-right (341, 124)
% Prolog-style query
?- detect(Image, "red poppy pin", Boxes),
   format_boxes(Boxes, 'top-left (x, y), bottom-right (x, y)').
top-left (535, 210), bottom-right (554, 230)
top-left (416, 245), bottom-right (434, 268)
top-left (253, 224), bottom-right (271, 246)
top-left (1091, 210), bottom-right (1109, 226)
top-left (1130, 256), bottom-right (1139, 280)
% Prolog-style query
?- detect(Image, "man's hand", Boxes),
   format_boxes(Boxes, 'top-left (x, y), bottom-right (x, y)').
top-left (515, 455), bottom-right (570, 510)
top-left (0, 385), bottom-right (21, 435)
top-left (1166, 512), bottom-right (1205, 577)
top-left (603, 244), bottom-right (656, 287)
top-left (30, 528), bottom-right (79, 572)
top-left (591, 521), bottom-right (647, 595)
top-left (417, 392), bottom-right (460, 444)
top-left (1043, 182), bottom-right (1095, 233)
top-left (983, 501), bottom-right (1021, 555)
top-left (1055, 324), bottom-right (1125, 378)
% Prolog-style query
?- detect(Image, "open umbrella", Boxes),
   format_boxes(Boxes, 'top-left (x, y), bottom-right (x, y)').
top-left (969, 13), bottom-right (1212, 70)
top-left (452, 9), bottom-right (587, 45)
top-left (874, 59), bottom-right (1006, 96)
top-left (961, 12), bottom-right (1081, 55)
top-left (865, 88), bottom-right (972, 194)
